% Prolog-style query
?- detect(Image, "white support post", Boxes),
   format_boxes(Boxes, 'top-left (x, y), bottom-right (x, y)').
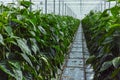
top-left (45, 0), bottom-right (47, 14)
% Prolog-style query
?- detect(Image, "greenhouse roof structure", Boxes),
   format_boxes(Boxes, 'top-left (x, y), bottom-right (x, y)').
top-left (0, 0), bottom-right (116, 19)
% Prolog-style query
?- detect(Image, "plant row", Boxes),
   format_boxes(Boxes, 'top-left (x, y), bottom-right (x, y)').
top-left (0, 1), bottom-right (80, 80)
top-left (82, 0), bottom-right (120, 80)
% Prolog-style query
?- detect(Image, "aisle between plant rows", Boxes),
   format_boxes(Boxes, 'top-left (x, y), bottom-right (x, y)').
top-left (61, 24), bottom-right (94, 80)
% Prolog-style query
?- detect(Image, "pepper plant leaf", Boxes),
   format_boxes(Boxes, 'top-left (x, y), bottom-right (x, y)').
top-left (0, 34), bottom-right (4, 45)
top-left (20, 0), bottom-right (33, 8)
top-left (112, 57), bottom-right (120, 68)
top-left (17, 38), bottom-right (32, 55)
top-left (8, 61), bottom-right (23, 80)
top-left (100, 61), bottom-right (112, 72)
top-left (0, 61), bottom-right (15, 78)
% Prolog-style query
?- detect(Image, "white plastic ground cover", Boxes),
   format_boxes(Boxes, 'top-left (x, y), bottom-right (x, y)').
top-left (61, 24), bottom-right (94, 80)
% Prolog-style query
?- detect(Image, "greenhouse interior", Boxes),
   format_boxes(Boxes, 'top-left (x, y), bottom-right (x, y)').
top-left (0, 0), bottom-right (119, 80)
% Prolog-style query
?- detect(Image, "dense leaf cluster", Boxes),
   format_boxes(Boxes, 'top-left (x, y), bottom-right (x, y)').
top-left (82, 0), bottom-right (120, 80)
top-left (0, 1), bottom-right (80, 80)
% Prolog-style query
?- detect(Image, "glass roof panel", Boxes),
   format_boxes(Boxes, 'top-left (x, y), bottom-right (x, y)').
top-left (0, 0), bottom-right (116, 19)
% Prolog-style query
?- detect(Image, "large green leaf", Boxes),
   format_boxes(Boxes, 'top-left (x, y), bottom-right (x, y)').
top-left (38, 26), bottom-right (47, 35)
top-left (86, 55), bottom-right (96, 65)
top-left (20, 0), bottom-right (33, 8)
top-left (25, 18), bottom-right (36, 31)
top-left (4, 26), bottom-right (13, 36)
top-left (100, 61), bottom-right (112, 72)
top-left (0, 34), bottom-right (4, 45)
top-left (8, 61), bottom-right (23, 80)
top-left (110, 24), bottom-right (120, 29)
top-left (30, 38), bottom-right (39, 54)
top-left (17, 38), bottom-right (32, 55)
top-left (0, 61), bottom-right (14, 77)
top-left (11, 19), bottom-right (24, 25)
top-left (20, 53), bottom-right (33, 68)
top-left (41, 56), bottom-right (49, 66)
top-left (110, 6), bottom-right (120, 17)
top-left (102, 36), bottom-right (113, 45)
top-left (112, 57), bottom-right (120, 68)
top-left (0, 61), bottom-right (23, 80)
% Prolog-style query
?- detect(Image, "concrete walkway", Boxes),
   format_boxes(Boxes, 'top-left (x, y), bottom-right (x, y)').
top-left (61, 25), bottom-right (94, 80)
